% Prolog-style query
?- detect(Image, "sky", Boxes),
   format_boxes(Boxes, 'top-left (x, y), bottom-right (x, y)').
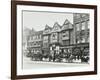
top-left (23, 10), bottom-right (73, 31)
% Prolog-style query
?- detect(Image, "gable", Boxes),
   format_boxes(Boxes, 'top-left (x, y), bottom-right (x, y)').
top-left (51, 22), bottom-right (61, 32)
top-left (62, 19), bottom-right (73, 30)
top-left (43, 25), bottom-right (52, 34)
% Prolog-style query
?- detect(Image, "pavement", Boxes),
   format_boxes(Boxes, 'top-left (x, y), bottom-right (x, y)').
top-left (23, 56), bottom-right (89, 69)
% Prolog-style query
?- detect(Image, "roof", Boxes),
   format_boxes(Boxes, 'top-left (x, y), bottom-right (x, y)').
top-left (43, 25), bottom-right (52, 34)
top-left (45, 24), bottom-right (52, 30)
top-left (62, 19), bottom-right (73, 30)
top-left (51, 22), bottom-right (61, 32)
top-left (30, 30), bottom-right (43, 36)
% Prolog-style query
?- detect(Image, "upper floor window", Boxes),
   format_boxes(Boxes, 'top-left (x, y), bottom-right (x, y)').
top-left (81, 22), bottom-right (86, 30)
top-left (43, 36), bottom-right (48, 42)
top-left (36, 35), bottom-right (38, 39)
top-left (87, 21), bottom-right (90, 29)
top-left (81, 37), bottom-right (85, 43)
top-left (38, 35), bottom-right (41, 39)
top-left (62, 31), bottom-right (69, 40)
top-left (81, 14), bottom-right (86, 17)
top-left (87, 36), bottom-right (89, 42)
top-left (76, 23), bottom-right (80, 31)
top-left (43, 43), bottom-right (48, 47)
top-left (62, 40), bottom-right (69, 45)
top-left (75, 14), bottom-right (80, 19)
top-left (32, 36), bottom-right (34, 40)
top-left (30, 36), bottom-right (33, 40)
top-left (51, 33), bottom-right (57, 40)
top-left (33, 36), bottom-right (36, 40)
top-left (77, 39), bottom-right (80, 44)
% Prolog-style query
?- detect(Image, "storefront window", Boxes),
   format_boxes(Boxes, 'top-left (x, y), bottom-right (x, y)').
top-left (56, 46), bottom-right (60, 50)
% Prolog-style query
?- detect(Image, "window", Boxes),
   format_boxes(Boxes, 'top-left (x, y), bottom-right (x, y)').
top-left (52, 33), bottom-right (57, 40)
top-left (75, 14), bottom-right (80, 18)
top-left (32, 42), bottom-right (34, 46)
top-left (34, 35), bottom-right (36, 39)
top-left (81, 22), bottom-right (86, 30)
top-left (81, 14), bottom-right (86, 17)
top-left (76, 38), bottom-right (80, 44)
top-left (30, 42), bottom-right (32, 46)
top-left (56, 46), bottom-right (60, 50)
top-left (43, 43), bottom-right (48, 47)
top-left (87, 21), bottom-right (90, 29)
top-left (36, 42), bottom-right (39, 46)
top-left (63, 40), bottom-right (69, 45)
top-left (55, 26), bottom-right (58, 30)
top-left (29, 36), bottom-right (31, 40)
top-left (62, 31), bottom-right (69, 40)
top-left (27, 43), bottom-right (29, 46)
top-left (34, 42), bottom-right (36, 45)
top-left (38, 35), bottom-right (41, 39)
top-left (87, 36), bottom-right (89, 42)
top-left (39, 35), bottom-right (41, 39)
top-left (64, 49), bottom-right (67, 53)
top-left (33, 36), bottom-right (35, 40)
top-left (36, 35), bottom-right (38, 39)
top-left (81, 37), bottom-right (85, 43)
top-left (76, 23), bottom-right (80, 31)
top-left (43, 36), bottom-right (48, 42)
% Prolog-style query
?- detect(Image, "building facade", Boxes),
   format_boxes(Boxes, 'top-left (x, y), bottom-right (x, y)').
top-left (25, 13), bottom-right (90, 63)
top-left (27, 30), bottom-right (43, 60)
top-left (22, 28), bottom-right (31, 56)
top-left (73, 13), bottom-right (90, 62)
top-left (42, 25), bottom-right (52, 60)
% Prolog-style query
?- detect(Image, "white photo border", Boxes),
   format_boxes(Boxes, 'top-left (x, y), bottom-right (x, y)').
top-left (17, 5), bottom-right (95, 75)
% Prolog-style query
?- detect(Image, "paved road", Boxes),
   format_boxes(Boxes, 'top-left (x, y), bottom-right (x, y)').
top-left (23, 57), bottom-right (89, 69)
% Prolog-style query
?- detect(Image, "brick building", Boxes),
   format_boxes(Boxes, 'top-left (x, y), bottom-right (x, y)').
top-left (27, 30), bottom-right (43, 60)
top-left (72, 13), bottom-right (90, 62)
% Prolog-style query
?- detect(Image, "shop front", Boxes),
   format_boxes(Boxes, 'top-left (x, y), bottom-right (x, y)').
top-left (49, 43), bottom-right (61, 62)
top-left (42, 48), bottom-right (51, 61)
top-left (28, 47), bottom-right (42, 61)
top-left (72, 43), bottom-right (89, 63)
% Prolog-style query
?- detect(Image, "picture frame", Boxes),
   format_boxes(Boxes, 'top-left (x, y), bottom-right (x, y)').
top-left (11, 0), bottom-right (97, 80)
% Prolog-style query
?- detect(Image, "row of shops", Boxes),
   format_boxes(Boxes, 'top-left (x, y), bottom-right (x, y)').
top-left (24, 13), bottom-right (90, 63)
top-left (26, 43), bottom-right (89, 63)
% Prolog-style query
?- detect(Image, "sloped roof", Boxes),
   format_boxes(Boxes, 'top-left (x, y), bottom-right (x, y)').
top-left (23, 27), bottom-right (32, 36)
top-left (63, 19), bottom-right (69, 25)
top-left (45, 24), bottom-right (52, 30)
top-left (51, 22), bottom-right (61, 32)
top-left (43, 24), bottom-right (52, 34)
top-left (32, 30), bottom-right (43, 35)
top-left (61, 19), bottom-right (73, 31)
